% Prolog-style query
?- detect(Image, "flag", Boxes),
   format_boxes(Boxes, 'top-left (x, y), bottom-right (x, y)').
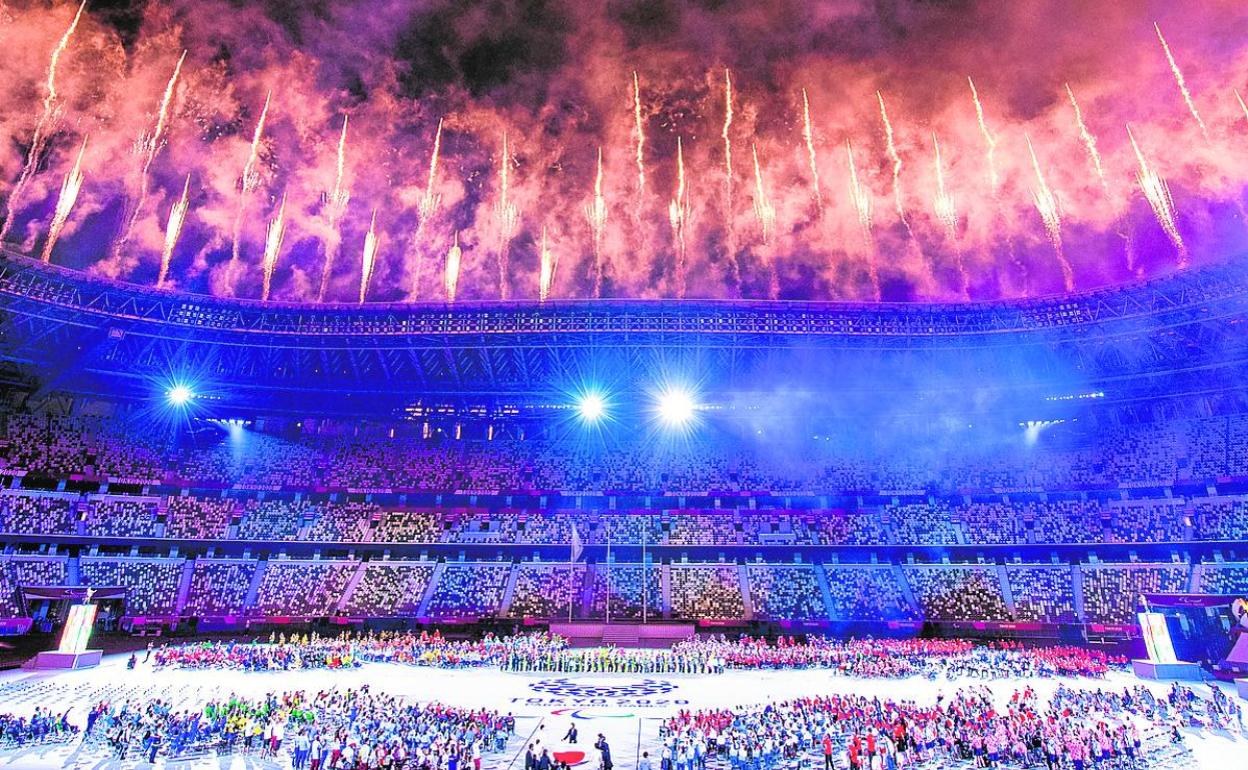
top-left (570, 525), bottom-right (583, 563)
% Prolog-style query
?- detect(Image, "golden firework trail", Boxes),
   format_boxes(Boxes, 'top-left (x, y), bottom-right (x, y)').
top-left (42, 136), bottom-right (87, 264)
top-left (751, 143), bottom-right (776, 244)
top-left (877, 91), bottom-right (909, 227)
top-left (1154, 23), bottom-right (1208, 141)
top-left (261, 193), bottom-right (287, 301)
top-left (231, 91), bottom-right (272, 265)
top-left (359, 209), bottom-right (379, 304)
top-left (495, 132), bottom-right (520, 299)
top-left (418, 118), bottom-right (443, 227)
top-left (722, 69), bottom-right (734, 215)
top-left (967, 77), bottom-right (999, 194)
top-left (1063, 84), bottom-right (1107, 191)
top-left (115, 50), bottom-right (187, 257)
top-left (931, 134), bottom-right (958, 241)
top-left (1026, 136), bottom-right (1074, 292)
top-left (157, 175), bottom-right (191, 289)
top-left (317, 114), bottom-right (351, 302)
top-left (932, 134), bottom-right (969, 299)
top-left (667, 136), bottom-right (690, 299)
top-left (1237, 90), bottom-right (1248, 123)
top-left (586, 147), bottom-right (609, 296)
top-left (444, 232), bottom-right (462, 302)
top-left (1127, 125), bottom-right (1186, 262)
top-left (632, 72), bottom-right (646, 208)
top-left (1, 0), bottom-right (86, 241)
top-left (846, 139), bottom-right (879, 300)
top-left (801, 88), bottom-right (823, 214)
top-left (539, 226), bottom-right (558, 302)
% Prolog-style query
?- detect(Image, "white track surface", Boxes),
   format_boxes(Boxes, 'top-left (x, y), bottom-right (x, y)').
top-left (0, 652), bottom-right (1242, 769)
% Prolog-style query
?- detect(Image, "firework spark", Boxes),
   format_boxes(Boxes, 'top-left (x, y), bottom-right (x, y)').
top-left (751, 143), bottom-right (776, 244)
top-left (157, 175), bottom-right (191, 289)
top-left (801, 88), bottom-right (823, 215)
top-left (495, 132), bottom-right (520, 299)
top-left (359, 209), bottom-right (379, 304)
top-left (1064, 84), bottom-right (1107, 190)
top-left (668, 136), bottom-right (689, 299)
top-left (1237, 90), bottom-right (1248, 123)
top-left (539, 226), bottom-right (557, 302)
top-left (845, 140), bottom-right (872, 240)
top-left (722, 69), bottom-right (734, 214)
top-left (1127, 125), bottom-right (1186, 262)
top-left (1154, 22), bottom-right (1208, 141)
top-left (1, 0), bottom-right (86, 241)
top-left (846, 139), bottom-right (878, 300)
top-left (632, 72), bottom-right (646, 211)
top-left (444, 232), bottom-right (462, 302)
top-left (261, 194), bottom-right (287, 301)
top-left (586, 147), bottom-right (609, 296)
top-left (1026, 136), bottom-right (1073, 292)
top-left (931, 134), bottom-right (958, 241)
top-left (317, 114), bottom-right (351, 302)
top-left (115, 50), bottom-right (186, 258)
top-left (877, 91), bottom-right (909, 227)
top-left (418, 117), bottom-right (443, 227)
top-left (932, 133), bottom-right (968, 298)
top-left (41, 136), bottom-right (87, 264)
top-left (967, 77), bottom-right (999, 194)
top-left (230, 90), bottom-right (272, 266)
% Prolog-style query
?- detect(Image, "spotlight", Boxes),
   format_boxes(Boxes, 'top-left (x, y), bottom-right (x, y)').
top-left (166, 384), bottom-right (194, 406)
top-left (578, 393), bottom-right (606, 423)
top-left (657, 388), bottom-right (696, 426)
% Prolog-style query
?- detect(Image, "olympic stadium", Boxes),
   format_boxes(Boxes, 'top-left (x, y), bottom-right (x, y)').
top-left (1, 1), bottom-right (1248, 769)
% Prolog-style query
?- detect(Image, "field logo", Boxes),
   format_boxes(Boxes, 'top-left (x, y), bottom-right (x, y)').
top-left (528, 678), bottom-right (678, 698)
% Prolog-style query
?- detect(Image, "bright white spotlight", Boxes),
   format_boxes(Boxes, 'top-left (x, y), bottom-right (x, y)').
top-left (657, 388), bottom-right (696, 426)
top-left (166, 384), bottom-right (194, 406)
top-left (578, 393), bottom-right (606, 423)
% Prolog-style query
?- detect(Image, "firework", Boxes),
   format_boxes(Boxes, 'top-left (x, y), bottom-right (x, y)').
top-left (633, 72), bottom-right (646, 210)
top-left (846, 139), bottom-right (879, 300)
top-left (261, 194), bottom-right (287, 301)
top-left (585, 147), bottom-right (609, 296)
top-left (1237, 90), bottom-right (1248, 123)
top-left (115, 50), bottom-right (186, 257)
top-left (445, 232), bottom-right (462, 302)
top-left (877, 91), bottom-right (909, 227)
top-left (317, 114), bottom-right (351, 302)
top-left (495, 132), bottom-right (520, 299)
top-left (231, 91), bottom-right (272, 265)
top-left (932, 134), bottom-right (968, 298)
top-left (1026, 136), bottom-right (1073, 292)
top-left (801, 88), bottom-right (823, 215)
top-left (1127, 125), bottom-right (1186, 261)
top-left (1, 0), bottom-right (86, 241)
top-left (1064, 84), bottom-right (1107, 190)
top-left (157, 175), bottom-right (191, 289)
top-left (722, 69), bottom-right (734, 213)
top-left (359, 209), bottom-right (379, 304)
top-left (1154, 23), bottom-right (1208, 141)
top-left (668, 136), bottom-right (689, 299)
top-left (41, 136), bottom-right (87, 264)
top-left (845, 140), bottom-right (872, 240)
top-left (419, 117), bottom-right (443, 227)
top-left (751, 143), bottom-right (776, 244)
top-left (967, 77), bottom-right (999, 194)
top-left (931, 134), bottom-right (958, 240)
top-left (539, 226), bottom-right (557, 302)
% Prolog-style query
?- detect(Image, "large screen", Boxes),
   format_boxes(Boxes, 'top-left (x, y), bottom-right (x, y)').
top-left (1138, 611), bottom-right (1177, 663)
top-left (57, 603), bottom-right (97, 654)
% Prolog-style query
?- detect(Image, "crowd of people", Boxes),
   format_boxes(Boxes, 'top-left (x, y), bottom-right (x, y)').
top-left (83, 687), bottom-right (515, 767)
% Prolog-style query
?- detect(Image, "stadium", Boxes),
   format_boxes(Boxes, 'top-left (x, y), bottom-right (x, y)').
top-left (0, 1), bottom-right (1247, 769)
